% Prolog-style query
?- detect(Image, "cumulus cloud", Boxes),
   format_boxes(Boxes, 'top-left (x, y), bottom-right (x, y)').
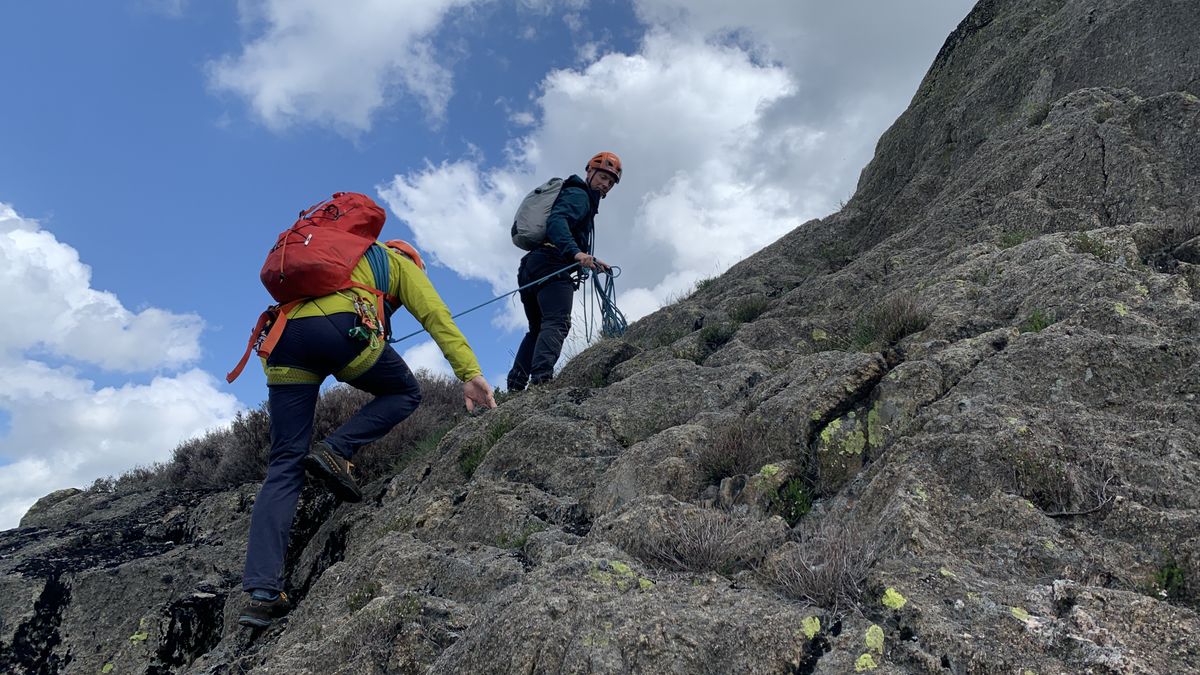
top-left (379, 1), bottom-right (970, 376)
top-left (208, 0), bottom-right (483, 132)
top-left (0, 205), bottom-right (204, 371)
top-left (0, 204), bottom-right (239, 529)
top-left (382, 30), bottom-right (801, 325)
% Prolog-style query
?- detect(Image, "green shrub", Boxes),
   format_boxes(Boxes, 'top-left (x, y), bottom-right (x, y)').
top-left (1070, 233), bottom-right (1113, 260)
top-left (816, 241), bottom-right (854, 270)
top-left (730, 296), bottom-right (771, 324)
top-left (773, 479), bottom-right (812, 526)
top-left (998, 229), bottom-right (1034, 249)
top-left (1150, 557), bottom-right (1187, 601)
top-left (495, 521), bottom-right (548, 549)
top-left (696, 323), bottom-right (737, 361)
top-left (1019, 308), bottom-right (1055, 333)
top-left (836, 296), bottom-right (931, 352)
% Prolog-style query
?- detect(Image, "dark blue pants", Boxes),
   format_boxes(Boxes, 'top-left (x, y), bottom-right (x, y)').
top-left (242, 314), bottom-right (422, 593)
top-left (508, 250), bottom-right (575, 390)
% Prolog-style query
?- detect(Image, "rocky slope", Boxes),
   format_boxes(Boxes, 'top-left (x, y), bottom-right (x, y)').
top-left (4, 0), bottom-right (1200, 672)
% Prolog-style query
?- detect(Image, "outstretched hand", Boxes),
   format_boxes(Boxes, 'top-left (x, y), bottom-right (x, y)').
top-left (463, 375), bottom-right (497, 412)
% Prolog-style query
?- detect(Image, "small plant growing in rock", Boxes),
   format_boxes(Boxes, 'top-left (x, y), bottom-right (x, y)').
top-left (346, 580), bottom-right (382, 612)
top-left (730, 296), bottom-right (771, 324)
top-left (765, 519), bottom-right (884, 614)
top-left (1149, 556), bottom-right (1187, 601)
top-left (697, 419), bottom-right (788, 484)
top-left (1070, 232), bottom-right (1113, 260)
top-left (495, 521), bottom-right (548, 549)
top-left (772, 479), bottom-right (812, 526)
top-left (459, 417), bottom-right (516, 478)
top-left (694, 323), bottom-right (737, 362)
top-left (1019, 308), bottom-right (1056, 333)
top-left (616, 508), bottom-right (779, 575)
top-left (836, 296), bottom-right (931, 352)
top-left (817, 241), bottom-right (854, 270)
top-left (998, 228), bottom-right (1035, 249)
top-left (1025, 101), bottom-right (1051, 126)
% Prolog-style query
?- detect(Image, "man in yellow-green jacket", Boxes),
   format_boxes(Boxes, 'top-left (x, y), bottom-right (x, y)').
top-left (239, 242), bottom-right (495, 628)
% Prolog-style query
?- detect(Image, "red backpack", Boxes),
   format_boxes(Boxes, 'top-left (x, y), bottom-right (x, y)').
top-left (227, 192), bottom-right (416, 383)
top-left (260, 191), bottom-right (385, 302)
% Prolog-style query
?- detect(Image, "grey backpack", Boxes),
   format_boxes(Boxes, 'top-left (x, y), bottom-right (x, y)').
top-left (511, 177), bottom-right (563, 250)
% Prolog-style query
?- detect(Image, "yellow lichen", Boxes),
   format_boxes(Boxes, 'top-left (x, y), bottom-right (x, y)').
top-left (882, 587), bottom-right (907, 610)
top-left (639, 578), bottom-right (655, 591)
top-left (820, 418), bottom-right (843, 443)
top-left (759, 464), bottom-right (781, 478)
top-left (102, 665), bottom-right (114, 674)
top-left (801, 616), bottom-right (821, 639)
top-left (939, 567), bottom-right (957, 579)
top-left (1011, 606), bottom-right (1031, 622)
top-left (867, 403), bottom-right (884, 447)
top-left (865, 624), bottom-right (884, 654)
top-left (609, 561), bottom-right (633, 576)
top-left (129, 631), bottom-right (149, 642)
top-left (587, 570), bottom-right (613, 586)
top-left (912, 486), bottom-right (929, 502)
top-left (855, 653), bottom-right (879, 671)
top-left (812, 329), bottom-right (829, 342)
top-left (1114, 302), bottom-right (1128, 317)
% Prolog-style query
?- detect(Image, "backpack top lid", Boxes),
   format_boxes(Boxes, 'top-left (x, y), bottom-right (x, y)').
top-left (511, 177), bottom-right (563, 251)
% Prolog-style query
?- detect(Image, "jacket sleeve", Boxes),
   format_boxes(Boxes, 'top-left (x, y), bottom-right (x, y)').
top-left (545, 187), bottom-right (591, 257)
top-left (390, 252), bottom-right (483, 382)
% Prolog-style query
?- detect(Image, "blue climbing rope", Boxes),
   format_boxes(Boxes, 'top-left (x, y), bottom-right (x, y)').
top-left (591, 266), bottom-right (627, 338)
top-left (388, 254), bottom-right (627, 344)
top-left (387, 262), bottom-right (582, 344)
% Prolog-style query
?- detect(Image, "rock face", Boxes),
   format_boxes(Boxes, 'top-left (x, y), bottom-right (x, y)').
top-left (4, 0), bottom-right (1200, 672)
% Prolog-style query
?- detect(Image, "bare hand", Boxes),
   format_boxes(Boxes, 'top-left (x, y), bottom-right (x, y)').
top-left (574, 252), bottom-right (609, 272)
top-left (463, 375), bottom-right (497, 412)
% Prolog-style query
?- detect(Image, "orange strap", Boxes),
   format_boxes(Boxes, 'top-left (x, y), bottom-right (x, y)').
top-left (225, 300), bottom-right (304, 383)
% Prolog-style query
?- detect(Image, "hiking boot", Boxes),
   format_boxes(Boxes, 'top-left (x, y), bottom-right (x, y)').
top-left (238, 591), bottom-right (290, 628)
top-left (303, 441), bottom-right (362, 503)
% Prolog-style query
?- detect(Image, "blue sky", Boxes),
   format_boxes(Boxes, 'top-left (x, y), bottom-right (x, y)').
top-left (0, 0), bottom-right (971, 528)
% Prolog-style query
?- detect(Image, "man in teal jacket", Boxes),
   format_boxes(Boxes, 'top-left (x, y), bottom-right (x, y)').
top-left (507, 151), bottom-right (622, 390)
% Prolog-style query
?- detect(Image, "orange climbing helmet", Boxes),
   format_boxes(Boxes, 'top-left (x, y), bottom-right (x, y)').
top-left (586, 151), bottom-right (622, 183)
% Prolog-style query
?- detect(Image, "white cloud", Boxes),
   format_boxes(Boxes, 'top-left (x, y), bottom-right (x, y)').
top-left (0, 204), bottom-right (240, 530)
top-left (378, 1), bottom-right (970, 368)
top-left (208, 0), bottom-right (483, 133)
top-left (401, 340), bottom-right (456, 379)
top-left (0, 204), bottom-right (204, 371)
top-left (381, 30), bottom-right (798, 337)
